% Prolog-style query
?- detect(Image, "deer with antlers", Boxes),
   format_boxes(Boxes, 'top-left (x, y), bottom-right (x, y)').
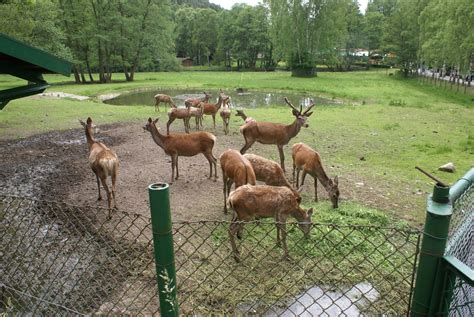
top-left (79, 117), bottom-right (119, 218)
top-left (228, 184), bottom-right (313, 261)
top-left (167, 107), bottom-right (191, 134)
top-left (143, 118), bottom-right (218, 184)
top-left (220, 149), bottom-right (256, 214)
top-left (292, 142), bottom-right (340, 208)
top-left (154, 94), bottom-right (176, 112)
top-left (239, 97), bottom-right (315, 172)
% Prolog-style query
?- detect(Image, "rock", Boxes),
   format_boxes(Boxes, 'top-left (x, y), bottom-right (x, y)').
top-left (438, 162), bottom-right (455, 173)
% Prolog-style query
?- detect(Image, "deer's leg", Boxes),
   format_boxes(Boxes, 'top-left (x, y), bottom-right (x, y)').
top-left (223, 173), bottom-right (228, 214)
top-left (155, 101), bottom-right (160, 112)
top-left (99, 176), bottom-right (112, 219)
top-left (301, 170), bottom-right (307, 186)
top-left (95, 174), bottom-right (102, 201)
top-left (314, 176), bottom-right (318, 202)
top-left (166, 117), bottom-right (175, 135)
top-left (240, 136), bottom-right (255, 154)
top-left (212, 114), bottom-right (216, 129)
top-left (295, 168), bottom-right (300, 189)
top-left (204, 153), bottom-right (214, 179)
top-left (277, 145), bottom-right (285, 172)
top-left (175, 155), bottom-right (179, 179)
top-left (229, 216), bottom-right (243, 262)
top-left (278, 221), bottom-right (291, 260)
top-left (195, 117), bottom-right (199, 130)
top-left (111, 169), bottom-right (117, 209)
top-left (275, 214), bottom-right (281, 247)
top-left (170, 156), bottom-right (175, 184)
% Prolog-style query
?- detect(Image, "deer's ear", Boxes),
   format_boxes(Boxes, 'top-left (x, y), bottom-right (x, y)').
top-left (148, 117), bottom-right (152, 123)
top-left (307, 208), bottom-right (313, 218)
top-left (87, 117), bottom-right (92, 125)
top-left (297, 186), bottom-right (304, 193)
top-left (334, 175), bottom-right (339, 185)
top-left (79, 119), bottom-right (85, 127)
top-left (305, 111), bottom-right (314, 117)
top-left (153, 118), bottom-right (159, 124)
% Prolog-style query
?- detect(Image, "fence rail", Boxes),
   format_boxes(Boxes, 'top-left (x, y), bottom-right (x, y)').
top-left (1, 194), bottom-right (421, 315)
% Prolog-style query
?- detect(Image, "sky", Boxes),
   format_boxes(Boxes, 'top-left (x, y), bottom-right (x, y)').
top-left (210, 0), bottom-right (369, 13)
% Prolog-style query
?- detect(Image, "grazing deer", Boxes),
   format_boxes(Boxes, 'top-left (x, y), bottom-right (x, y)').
top-left (154, 94), bottom-right (176, 112)
top-left (239, 97), bottom-right (315, 172)
top-left (235, 109), bottom-right (256, 124)
top-left (228, 184), bottom-right (313, 262)
top-left (184, 91), bottom-right (211, 109)
top-left (79, 117), bottom-right (119, 218)
top-left (143, 118), bottom-right (217, 184)
top-left (243, 153), bottom-right (301, 203)
top-left (167, 107), bottom-right (190, 135)
top-left (292, 142), bottom-right (340, 208)
top-left (220, 149), bottom-right (256, 214)
top-left (220, 99), bottom-right (231, 135)
top-left (201, 95), bottom-right (229, 129)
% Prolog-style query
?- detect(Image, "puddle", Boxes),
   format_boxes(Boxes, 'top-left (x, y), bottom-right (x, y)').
top-left (103, 88), bottom-right (342, 108)
top-left (237, 282), bottom-right (379, 316)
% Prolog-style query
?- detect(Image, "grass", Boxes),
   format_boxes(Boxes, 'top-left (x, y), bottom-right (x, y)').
top-left (1, 70), bottom-right (473, 224)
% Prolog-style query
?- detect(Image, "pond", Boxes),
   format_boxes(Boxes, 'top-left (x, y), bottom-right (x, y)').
top-left (103, 88), bottom-right (342, 108)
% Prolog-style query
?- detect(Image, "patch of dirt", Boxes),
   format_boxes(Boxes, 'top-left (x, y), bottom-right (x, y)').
top-left (0, 119), bottom-right (423, 225)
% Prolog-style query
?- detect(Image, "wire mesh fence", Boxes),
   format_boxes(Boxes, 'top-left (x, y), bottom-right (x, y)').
top-left (1, 194), bottom-right (421, 315)
top-left (444, 183), bottom-right (473, 316)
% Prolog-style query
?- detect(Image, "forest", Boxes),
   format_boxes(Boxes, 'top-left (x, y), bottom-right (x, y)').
top-left (0, 0), bottom-right (472, 82)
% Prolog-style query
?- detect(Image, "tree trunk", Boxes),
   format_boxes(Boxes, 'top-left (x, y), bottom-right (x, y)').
top-left (73, 66), bottom-right (81, 84)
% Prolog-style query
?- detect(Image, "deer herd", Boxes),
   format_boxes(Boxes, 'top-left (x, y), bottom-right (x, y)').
top-left (79, 90), bottom-right (340, 261)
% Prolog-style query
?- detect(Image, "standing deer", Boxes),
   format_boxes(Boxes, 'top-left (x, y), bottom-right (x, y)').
top-left (79, 117), bottom-right (119, 218)
top-left (167, 107), bottom-right (191, 134)
top-left (154, 94), bottom-right (176, 112)
top-left (292, 142), bottom-right (340, 208)
top-left (243, 153), bottom-right (301, 202)
top-left (201, 95), bottom-right (229, 129)
top-left (184, 91), bottom-right (211, 109)
top-left (188, 104), bottom-right (204, 130)
top-left (239, 97), bottom-right (315, 172)
top-left (228, 184), bottom-right (313, 261)
top-left (220, 149), bottom-right (256, 214)
top-left (220, 98), bottom-right (231, 135)
top-left (143, 118), bottom-right (217, 184)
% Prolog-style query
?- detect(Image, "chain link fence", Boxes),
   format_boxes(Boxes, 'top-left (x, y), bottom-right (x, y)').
top-left (1, 194), bottom-right (421, 315)
top-left (443, 183), bottom-right (473, 316)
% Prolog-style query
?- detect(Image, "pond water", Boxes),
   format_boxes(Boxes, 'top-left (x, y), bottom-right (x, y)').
top-left (103, 88), bottom-right (342, 108)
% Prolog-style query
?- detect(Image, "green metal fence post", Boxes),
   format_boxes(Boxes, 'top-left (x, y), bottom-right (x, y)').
top-left (148, 183), bottom-right (178, 317)
top-left (410, 184), bottom-right (452, 316)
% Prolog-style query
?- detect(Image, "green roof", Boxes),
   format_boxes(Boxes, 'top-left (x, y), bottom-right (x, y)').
top-left (0, 32), bottom-right (72, 110)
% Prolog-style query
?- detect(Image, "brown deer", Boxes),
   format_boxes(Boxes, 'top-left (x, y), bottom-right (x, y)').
top-left (228, 184), bottom-right (313, 261)
top-left (79, 117), bottom-right (119, 218)
top-left (292, 142), bottom-right (340, 208)
top-left (201, 95), bottom-right (229, 129)
top-left (154, 94), bottom-right (176, 112)
top-left (184, 91), bottom-right (211, 109)
top-left (220, 149), bottom-right (256, 214)
top-left (167, 107), bottom-right (190, 135)
top-left (143, 118), bottom-right (218, 184)
top-left (188, 104), bottom-right (204, 130)
top-left (243, 153), bottom-right (301, 203)
top-left (219, 99), bottom-right (231, 135)
top-left (239, 97), bottom-right (315, 172)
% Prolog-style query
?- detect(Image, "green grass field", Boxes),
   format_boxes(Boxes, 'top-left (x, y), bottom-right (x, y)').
top-left (1, 70), bottom-right (472, 225)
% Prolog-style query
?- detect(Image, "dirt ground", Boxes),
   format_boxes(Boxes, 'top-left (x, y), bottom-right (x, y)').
top-left (0, 118), bottom-right (422, 224)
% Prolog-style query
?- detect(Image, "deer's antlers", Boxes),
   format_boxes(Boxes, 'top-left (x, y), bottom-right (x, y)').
top-left (303, 100), bottom-right (315, 115)
top-left (284, 97), bottom-right (302, 115)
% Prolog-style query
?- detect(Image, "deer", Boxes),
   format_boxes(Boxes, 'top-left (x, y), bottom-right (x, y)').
top-left (201, 94), bottom-right (229, 129)
top-left (188, 104), bottom-right (204, 131)
top-left (235, 109), bottom-right (256, 124)
top-left (292, 142), bottom-right (340, 208)
top-left (154, 94), bottom-right (176, 112)
top-left (219, 97), bottom-right (231, 135)
top-left (220, 149), bottom-right (256, 214)
top-left (143, 118), bottom-right (218, 184)
top-left (184, 91), bottom-right (211, 109)
top-left (228, 184), bottom-right (313, 262)
top-left (79, 117), bottom-right (119, 219)
top-left (167, 107), bottom-right (191, 135)
top-left (239, 97), bottom-right (315, 172)
top-left (243, 153), bottom-right (301, 203)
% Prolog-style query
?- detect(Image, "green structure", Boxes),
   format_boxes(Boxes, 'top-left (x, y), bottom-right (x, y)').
top-left (0, 33), bottom-right (72, 110)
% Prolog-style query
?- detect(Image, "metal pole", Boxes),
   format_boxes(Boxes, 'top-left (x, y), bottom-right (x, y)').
top-left (148, 183), bottom-right (178, 317)
top-left (410, 184), bottom-right (452, 316)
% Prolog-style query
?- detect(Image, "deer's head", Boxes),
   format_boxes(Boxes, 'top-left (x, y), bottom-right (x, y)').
top-left (79, 117), bottom-right (98, 132)
top-left (203, 91), bottom-right (211, 100)
top-left (143, 117), bottom-right (160, 132)
top-left (284, 97), bottom-right (315, 128)
top-left (297, 207), bottom-right (313, 238)
top-left (328, 176), bottom-right (340, 208)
